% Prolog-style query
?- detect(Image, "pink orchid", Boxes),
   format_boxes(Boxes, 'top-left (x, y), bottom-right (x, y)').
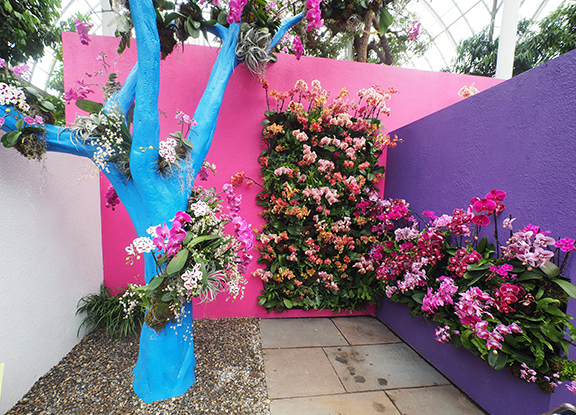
top-left (555, 238), bottom-right (576, 252)
top-left (486, 189), bottom-right (506, 202)
top-left (471, 197), bottom-right (497, 213)
top-left (12, 64), bottom-right (30, 77)
top-left (471, 214), bottom-right (490, 226)
top-left (104, 185), bottom-right (120, 210)
top-left (227, 0), bottom-right (247, 24)
top-left (75, 20), bottom-right (94, 45)
top-left (305, 0), bottom-right (323, 31)
top-left (407, 21), bottom-right (421, 41)
top-left (292, 36), bottom-right (303, 60)
top-left (173, 210), bottom-right (192, 225)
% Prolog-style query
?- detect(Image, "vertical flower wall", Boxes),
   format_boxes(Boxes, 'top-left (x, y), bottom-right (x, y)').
top-left (253, 80), bottom-right (399, 312)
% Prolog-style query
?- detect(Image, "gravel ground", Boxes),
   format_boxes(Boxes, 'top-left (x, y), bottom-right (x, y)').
top-left (7, 318), bottom-right (270, 415)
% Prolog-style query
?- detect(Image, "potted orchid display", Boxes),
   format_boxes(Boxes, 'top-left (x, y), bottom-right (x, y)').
top-left (357, 189), bottom-right (576, 394)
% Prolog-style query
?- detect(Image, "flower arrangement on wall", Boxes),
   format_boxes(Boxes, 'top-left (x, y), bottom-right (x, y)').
top-left (359, 189), bottom-right (576, 393)
top-left (253, 79), bottom-right (399, 312)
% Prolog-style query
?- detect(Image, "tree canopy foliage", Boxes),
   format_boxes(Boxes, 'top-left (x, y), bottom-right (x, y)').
top-left (0, 0), bottom-right (62, 65)
top-left (268, 0), bottom-right (431, 65)
top-left (446, 3), bottom-right (576, 77)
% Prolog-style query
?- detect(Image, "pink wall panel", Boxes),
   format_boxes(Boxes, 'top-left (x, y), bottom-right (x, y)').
top-left (63, 32), bottom-right (502, 319)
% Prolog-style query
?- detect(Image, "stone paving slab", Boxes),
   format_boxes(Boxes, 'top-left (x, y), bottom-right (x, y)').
top-left (331, 316), bottom-right (402, 345)
top-left (270, 391), bottom-right (401, 415)
top-left (324, 344), bottom-right (449, 392)
top-left (386, 385), bottom-right (488, 415)
top-left (263, 347), bottom-right (346, 399)
top-left (260, 318), bottom-right (348, 349)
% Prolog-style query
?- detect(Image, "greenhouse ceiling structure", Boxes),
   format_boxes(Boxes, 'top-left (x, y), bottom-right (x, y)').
top-left (30, 0), bottom-right (567, 90)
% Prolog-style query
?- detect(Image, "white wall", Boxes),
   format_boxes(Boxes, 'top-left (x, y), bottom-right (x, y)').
top-left (0, 145), bottom-right (103, 413)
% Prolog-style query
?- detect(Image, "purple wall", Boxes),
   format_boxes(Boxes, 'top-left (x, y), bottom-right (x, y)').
top-left (377, 49), bottom-right (576, 414)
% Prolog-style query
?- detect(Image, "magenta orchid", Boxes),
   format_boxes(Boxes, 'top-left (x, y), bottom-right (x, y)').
top-left (292, 36), bottom-right (304, 60)
top-left (104, 185), bottom-right (121, 210)
top-left (75, 20), bottom-right (94, 45)
top-left (227, 0), bottom-right (247, 24)
top-left (407, 21), bottom-right (421, 41)
top-left (11, 64), bottom-right (30, 78)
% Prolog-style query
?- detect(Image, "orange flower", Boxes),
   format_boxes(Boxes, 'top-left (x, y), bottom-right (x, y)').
top-left (230, 171), bottom-right (245, 187)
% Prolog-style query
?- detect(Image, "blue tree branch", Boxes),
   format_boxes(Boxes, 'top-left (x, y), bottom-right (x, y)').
top-left (270, 13), bottom-right (305, 52)
top-left (206, 23), bottom-right (228, 40)
top-left (182, 22), bottom-right (241, 188)
top-left (104, 63), bottom-right (138, 116)
top-left (1, 105), bottom-right (95, 158)
top-left (129, 0), bottom-right (162, 188)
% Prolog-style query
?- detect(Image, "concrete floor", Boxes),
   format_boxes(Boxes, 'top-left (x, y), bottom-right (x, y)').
top-left (260, 316), bottom-right (488, 415)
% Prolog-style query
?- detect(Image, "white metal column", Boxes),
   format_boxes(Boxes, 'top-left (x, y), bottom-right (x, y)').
top-left (495, 0), bottom-right (520, 79)
top-left (100, 0), bottom-right (116, 36)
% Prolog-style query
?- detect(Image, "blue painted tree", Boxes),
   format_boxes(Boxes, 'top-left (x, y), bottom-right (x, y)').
top-left (0, 0), bottom-right (303, 403)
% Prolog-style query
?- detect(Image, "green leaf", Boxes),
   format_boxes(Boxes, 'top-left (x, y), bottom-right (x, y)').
top-left (270, 261), bottom-right (278, 274)
top-left (76, 99), bottom-right (103, 114)
top-left (283, 298), bottom-right (293, 309)
top-left (487, 349), bottom-right (508, 370)
top-left (258, 296), bottom-right (266, 306)
top-left (540, 261), bottom-right (560, 278)
top-left (183, 232), bottom-right (193, 245)
top-left (180, 138), bottom-right (194, 151)
top-left (166, 248), bottom-right (189, 275)
top-left (517, 271), bottom-right (544, 282)
top-left (536, 297), bottom-right (561, 311)
top-left (147, 275), bottom-right (165, 293)
top-left (287, 226), bottom-right (301, 236)
top-left (161, 292), bottom-right (173, 302)
top-left (187, 234), bottom-right (219, 248)
top-left (466, 262), bottom-right (491, 271)
top-left (465, 271), bottom-right (488, 287)
top-left (476, 237), bottom-right (487, 254)
top-left (217, 11), bottom-right (228, 26)
top-left (378, 8), bottom-right (393, 35)
top-left (552, 278), bottom-right (576, 300)
top-left (39, 100), bottom-right (56, 112)
top-left (264, 299), bottom-right (279, 308)
top-left (1, 130), bottom-right (22, 148)
top-left (15, 119), bottom-right (24, 130)
top-left (544, 306), bottom-right (565, 317)
top-left (411, 291), bottom-right (424, 304)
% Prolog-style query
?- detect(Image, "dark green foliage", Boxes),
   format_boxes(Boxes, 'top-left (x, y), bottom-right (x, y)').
top-left (0, 0), bottom-right (61, 65)
top-left (76, 284), bottom-right (144, 339)
top-left (446, 3), bottom-right (576, 77)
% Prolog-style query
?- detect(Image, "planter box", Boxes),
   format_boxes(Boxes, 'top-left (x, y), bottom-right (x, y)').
top-left (376, 300), bottom-right (572, 415)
